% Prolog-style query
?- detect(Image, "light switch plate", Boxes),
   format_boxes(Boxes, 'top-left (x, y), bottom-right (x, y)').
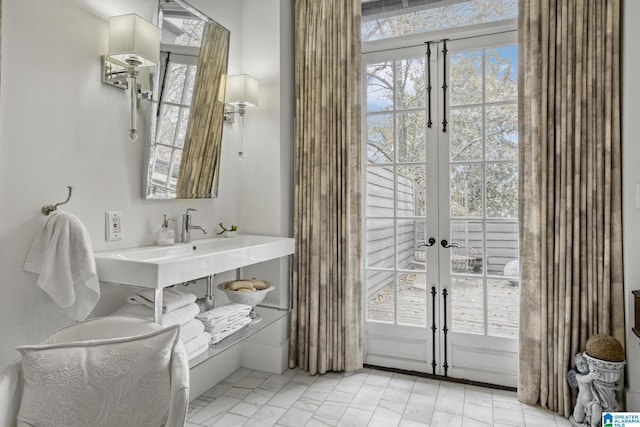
top-left (105, 211), bottom-right (122, 241)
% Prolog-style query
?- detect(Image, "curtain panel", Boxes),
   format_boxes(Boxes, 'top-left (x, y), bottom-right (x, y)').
top-left (518, 0), bottom-right (624, 416)
top-left (176, 22), bottom-right (228, 198)
top-left (289, 0), bottom-right (363, 374)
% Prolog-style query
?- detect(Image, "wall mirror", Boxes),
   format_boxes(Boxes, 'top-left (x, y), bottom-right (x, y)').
top-left (143, 0), bottom-right (230, 199)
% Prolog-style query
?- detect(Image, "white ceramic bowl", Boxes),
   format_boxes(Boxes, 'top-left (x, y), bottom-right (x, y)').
top-left (218, 281), bottom-right (274, 307)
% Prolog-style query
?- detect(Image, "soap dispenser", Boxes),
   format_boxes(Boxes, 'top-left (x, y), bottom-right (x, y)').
top-left (157, 215), bottom-right (175, 246)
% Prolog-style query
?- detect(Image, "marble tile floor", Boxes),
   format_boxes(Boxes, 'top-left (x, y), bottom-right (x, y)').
top-left (187, 367), bottom-right (572, 427)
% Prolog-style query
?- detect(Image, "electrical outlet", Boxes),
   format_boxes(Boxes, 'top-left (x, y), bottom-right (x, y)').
top-left (106, 211), bottom-right (122, 241)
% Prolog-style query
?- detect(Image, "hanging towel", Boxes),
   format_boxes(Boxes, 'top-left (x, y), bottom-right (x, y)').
top-left (111, 302), bottom-right (200, 327)
top-left (24, 210), bottom-right (100, 321)
top-left (127, 288), bottom-right (197, 313)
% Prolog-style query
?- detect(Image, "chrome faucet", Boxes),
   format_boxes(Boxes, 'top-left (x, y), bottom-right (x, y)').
top-left (181, 208), bottom-right (207, 243)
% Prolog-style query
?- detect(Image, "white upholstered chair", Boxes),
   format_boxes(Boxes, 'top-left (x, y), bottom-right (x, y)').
top-left (0, 316), bottom-right (189, 427)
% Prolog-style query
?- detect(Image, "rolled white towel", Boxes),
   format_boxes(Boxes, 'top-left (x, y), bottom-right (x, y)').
top-left (197, 303), bottom-right (252, 323)
top-left (112, 302), bottom-right (200, 327)
top-left (183, 331), bottom-right (211, 356)
top-left (210, 316), bottom-right (251, 344)
top-left (127, 288), bottom-right (197, 313)
top-left (180, 318), bottom-right (205, 344)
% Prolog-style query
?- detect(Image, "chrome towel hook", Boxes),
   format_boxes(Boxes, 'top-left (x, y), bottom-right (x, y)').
top-left (42, 186), bottom-right (73, 215)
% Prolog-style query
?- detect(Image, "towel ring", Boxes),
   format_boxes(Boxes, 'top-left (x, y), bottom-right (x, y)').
top-left (42, 186), bottom-right (73, 215)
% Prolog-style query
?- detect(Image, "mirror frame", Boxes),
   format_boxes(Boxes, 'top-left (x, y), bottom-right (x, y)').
top-left (143, 0), bottom-right (230, 199)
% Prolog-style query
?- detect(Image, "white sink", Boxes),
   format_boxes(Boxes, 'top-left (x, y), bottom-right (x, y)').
top-left (95, 234), bottom-right (295, 288)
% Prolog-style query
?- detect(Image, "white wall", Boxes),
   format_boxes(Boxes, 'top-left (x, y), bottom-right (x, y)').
top-left (622, 0), bottom-right (640, 411)
top-left (0, 0), bottom-right (291, 370)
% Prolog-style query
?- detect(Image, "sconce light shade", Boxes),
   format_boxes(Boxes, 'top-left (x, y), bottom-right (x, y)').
top-left (108, 14), bottom-right (160, 67)
top-left (225, 74), bottom-right (259, 109)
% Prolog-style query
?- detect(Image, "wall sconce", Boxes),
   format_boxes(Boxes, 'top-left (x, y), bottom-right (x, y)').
top-left (224, 74), bottom-right (259, 159)
top-left (102, 14), bottom-right (160, 141)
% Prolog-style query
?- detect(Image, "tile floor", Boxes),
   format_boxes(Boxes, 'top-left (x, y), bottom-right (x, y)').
top-left (186, 367), bottom-right (572, 427)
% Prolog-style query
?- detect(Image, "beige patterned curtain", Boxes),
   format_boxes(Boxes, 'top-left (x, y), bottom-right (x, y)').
top-left (518, 0), bottom-right (624, 416)
top-left (176, 22), bottom-right (229, 198)
top-left (289, 0), bottom-right (363, 375)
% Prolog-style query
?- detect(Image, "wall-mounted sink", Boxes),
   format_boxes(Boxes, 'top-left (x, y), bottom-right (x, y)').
top-left (95, 234), bottom-right (295, 288)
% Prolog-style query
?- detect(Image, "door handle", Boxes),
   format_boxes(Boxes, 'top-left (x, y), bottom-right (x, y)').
top-left (440, 239), bottom-right (459, 249)
top-left (418, 238), bottom-right (436, 248)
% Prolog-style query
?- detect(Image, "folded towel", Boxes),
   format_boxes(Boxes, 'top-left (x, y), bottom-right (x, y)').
top-left (197, 303), bottom-right (252, 323)
top-left (186, 343), bottom-right (209, 361)
top-left (24, 210), bottom-right (100, 321)
top-left (201, 312), bottom-right (249, 333)
top-left (183, 331), bottom-right (211, 356)
top-left (111, 302), bottom-right (200, 327)
top-left (127, 288), bottom-right (197, 313)
top-left (180, 318), bottom-right (205, 344)
top-left (210, 316), bottom-right (251, 344)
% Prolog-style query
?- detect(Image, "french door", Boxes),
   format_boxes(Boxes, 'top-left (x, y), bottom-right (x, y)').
top-left (362, 32), bottom-right (519, 387)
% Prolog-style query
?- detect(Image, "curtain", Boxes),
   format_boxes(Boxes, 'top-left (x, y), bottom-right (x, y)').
top-left (518, 0), bottom-right (624, 416)
top-left (176, 22), bottom-right (229, 198)
top-left (289, 0), bottom-right (363, 375)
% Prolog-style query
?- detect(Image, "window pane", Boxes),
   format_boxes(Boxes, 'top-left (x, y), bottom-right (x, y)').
top-left (486, 104), bottom-right (518, 161)
top-left (168, 149), bottom-right (182, 190)
top-left (367, 62), bottom-right (394, 112)
top-left (485, 45), bottom-right (517, 103)
top-left (487, 278), bottom-right (519, 338)
top-left (151, 145), bottom-right (172, 186)
top-left (450, 163), bottom-right (483, 217)
top-left (162, 17), bottom-right (204, 47)
top-left (486, 162), bottom-right (518, 218)
top-left (184, 65), bottom-right (197, 105)
top-left (397, 166), bottom-right (426, 217)
top-left (450, 277), bottom-right (484, 335)
top-left (367, 114), bottom-right (394, 163)
top-left (396, 57), bottom-right (425, 110)
top-left (450, 220), bottom-right (484, 275)
top-left (485, 220), bottom-right (518, 277)
top-left (366, 219), bottom-right (395, 269)
top-left (450, 107), bottom-right (483, 161)
top-left (366, 166), bottom-right (395, 217)
top-left (397, 219), bottom-right (426, 271)
top-left (366, 270), bottom-right (394, 323)
top-left (164, 63), bottom-right (188, 104)
top-left (176, 107), bottom-right (190, 148)
top-left (450, 50), bottom-right (482, 106)
top-left (397, 111), bottom-right (426, 163)
top-left (397, 273), bottom-right (426, 326)
top-left (361, 0), bottom-right (518, 42)
top-left (157, 105), bottom-right (179, 146)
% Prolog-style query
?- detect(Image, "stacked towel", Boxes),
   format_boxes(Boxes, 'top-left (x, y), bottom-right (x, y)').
top-left (127, 288), bottom-right (197, 313)
top-left (24, 210), bottom-right (100, 321)
top-left (197, 303), bottom-right (252, 344)
top-left (112, 301), bottom-right (200, 327)
top-left (111, 288), bottom-right (209, 360)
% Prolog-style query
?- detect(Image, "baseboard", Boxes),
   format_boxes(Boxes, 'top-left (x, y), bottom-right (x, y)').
top-left (241, 338), bottom-right (289, 374)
